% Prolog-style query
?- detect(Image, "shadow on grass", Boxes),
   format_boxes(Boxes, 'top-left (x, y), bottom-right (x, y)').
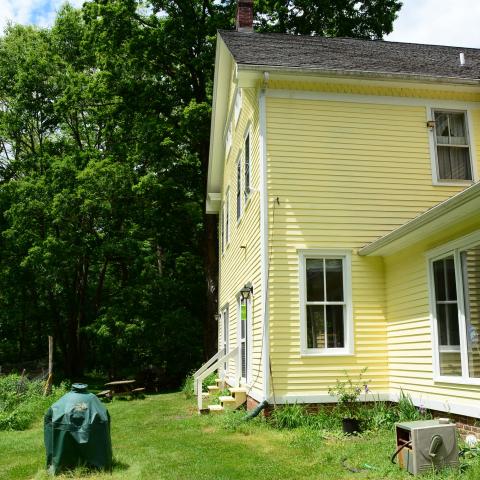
top-left (39, 458), bottom-right (129, 479)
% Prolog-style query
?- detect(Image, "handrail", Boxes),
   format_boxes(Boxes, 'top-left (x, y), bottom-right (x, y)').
top-left (196, 346), bottom-right (239, 411)
top-left (193, 348), bottom-right (225, 395)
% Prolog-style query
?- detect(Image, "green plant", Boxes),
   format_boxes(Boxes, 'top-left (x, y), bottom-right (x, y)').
top-left (0, 375), bottom-right (67, 431)
top-left (271, 403), bottom-right (310, 429)
top-left (181, 374), bottom-right (194, 399)
top-left (328, 367), bottom-right (370, 419)
top-left (358, 399), bottom-right (399, 431)
top-left (397, 390), bottom-right (431, 422)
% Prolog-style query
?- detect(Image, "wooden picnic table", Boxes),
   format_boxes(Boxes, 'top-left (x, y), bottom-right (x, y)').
top-left (97, 380), bottom-right (146, 399)
top-left (104, 379), bottom-right (136, 396)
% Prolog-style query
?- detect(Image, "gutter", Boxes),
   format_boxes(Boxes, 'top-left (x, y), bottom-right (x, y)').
top-left (237, 63), bottom-right (480, 86)
top-left (359, 181), bottom-right (480, 256)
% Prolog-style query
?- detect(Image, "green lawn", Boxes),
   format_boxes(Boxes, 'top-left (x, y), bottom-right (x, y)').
top-left (1, 393), bottom-right (480, 480)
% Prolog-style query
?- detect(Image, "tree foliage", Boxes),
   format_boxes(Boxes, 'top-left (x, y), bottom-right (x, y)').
top-left (0, 0), bottom-right (401, 385)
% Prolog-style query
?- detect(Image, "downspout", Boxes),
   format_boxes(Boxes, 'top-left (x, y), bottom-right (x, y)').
top-left (259, 71), bottom-right (270, 405)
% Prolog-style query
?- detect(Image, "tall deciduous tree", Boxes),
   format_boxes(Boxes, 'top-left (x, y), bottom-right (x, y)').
top-left (0, 0), bottom-right (402, 381)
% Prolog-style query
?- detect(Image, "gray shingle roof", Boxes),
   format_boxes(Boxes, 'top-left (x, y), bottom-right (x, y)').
top-left (219, 30), bottom-right (480, 82)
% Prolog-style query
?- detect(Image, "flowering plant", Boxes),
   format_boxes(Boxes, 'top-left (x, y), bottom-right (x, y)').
top-left (328, 367), bottom-right (370, 418)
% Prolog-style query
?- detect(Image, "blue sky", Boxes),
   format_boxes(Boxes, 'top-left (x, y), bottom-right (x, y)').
top-left (1, 1), bottom-right (479, 48)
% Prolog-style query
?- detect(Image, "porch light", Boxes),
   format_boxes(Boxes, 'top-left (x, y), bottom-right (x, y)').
top-left (426, 120), bottom-right (436, 129)
top-left (240, 283), bottom-right (253, 300)
top-left (214, 313), bottom-right (221, 322)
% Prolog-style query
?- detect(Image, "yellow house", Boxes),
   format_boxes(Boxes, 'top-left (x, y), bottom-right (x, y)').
top-left (199, 10), bottom-right (480, 420)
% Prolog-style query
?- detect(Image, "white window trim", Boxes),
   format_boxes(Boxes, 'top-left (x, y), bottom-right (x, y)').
top-left (427, 106), bottom-right (478, 186)
top-left (237, 291), bottom-right (252, 385)
top-left (236, 152), bottom-right (243, 223)
top-left (221, 304), bottom-right (230, 378)
top-left (298, 249), bottom-right (354, 356)
top-left (225, 122), bottom-right (232, 159)
top-left (220, 203), bottom-right (224, 255)
top-left (224, 187), bottom-right (230, 248)
top-left (427, 229), bottom-right (480, 385)
top-left (243, 124), bottom-right (252, 207)
top-left (234, 88), bottom-right (242, 125)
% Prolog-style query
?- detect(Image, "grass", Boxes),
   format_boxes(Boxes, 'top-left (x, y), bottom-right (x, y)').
top-left (1, 392), bottom-right (480, 479)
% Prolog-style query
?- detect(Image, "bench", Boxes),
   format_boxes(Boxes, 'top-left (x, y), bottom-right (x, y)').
top-left (131, 387), bottom-right (146, 397)
top-left (96, 389), bottom-right (111, 398)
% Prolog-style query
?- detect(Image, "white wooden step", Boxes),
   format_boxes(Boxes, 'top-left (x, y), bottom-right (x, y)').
top-left (207, 385), bottom-right (220, 392)
top-left (208, 404), bottom-right (224, 414)
top-left (219, 395), bottom-right (235, 403)
top-left (229, 387), bottom-right (247, 394)
top-left (228, 387), bottom-right (247, 404)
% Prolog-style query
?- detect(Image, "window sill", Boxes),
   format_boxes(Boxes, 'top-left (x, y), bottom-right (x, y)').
top-left (301, 349), bottom-right (354, 357)
top-left (432, 180), bottom-right (474, 187)
top-left (433, 375), bottom-right (480, 386)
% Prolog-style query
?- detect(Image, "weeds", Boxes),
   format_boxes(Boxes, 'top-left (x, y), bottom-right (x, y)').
top-left (181, 371), bottom-right (218, 399)
top-left (0, 374), bottom-right (67, 431)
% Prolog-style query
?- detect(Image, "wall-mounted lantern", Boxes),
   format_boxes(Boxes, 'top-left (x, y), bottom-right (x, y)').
top-left (240, 282), bottom-right (253, 300)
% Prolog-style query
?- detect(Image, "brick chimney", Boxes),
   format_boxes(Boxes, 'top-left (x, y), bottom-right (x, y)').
top-left (236, 0), bottom-right (254, 32)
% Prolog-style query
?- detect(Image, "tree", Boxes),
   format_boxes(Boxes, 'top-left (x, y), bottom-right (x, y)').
top-left (256, 0), bottom-right (402, 37)
top-left (0, 0), bottom-right (402, 382)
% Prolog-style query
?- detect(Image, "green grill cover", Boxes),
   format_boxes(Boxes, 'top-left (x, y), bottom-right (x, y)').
top-left (44, 383), bottom-right (112, 474)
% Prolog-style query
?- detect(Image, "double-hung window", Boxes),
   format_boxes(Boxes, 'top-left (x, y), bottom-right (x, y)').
top-left (300, 251), bottom-right (353, 355)
top-left (224, 188), bottom-right (230, 246)
top-left (430, 235), bottom-right (480, 381)
top-left (244, 131), bottom-right (251, 203)
top-left (236, 155), bottom-right (242, 220)
top-left (433, 110), bottom-right (473, 182)
top-left (234, 89), bottom-right (242, 125)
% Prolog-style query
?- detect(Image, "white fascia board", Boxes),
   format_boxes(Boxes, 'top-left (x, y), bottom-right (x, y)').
top-left (359, 182), bottom-right (480, 257)
top-left (237, 63), bottom-right (480, 87)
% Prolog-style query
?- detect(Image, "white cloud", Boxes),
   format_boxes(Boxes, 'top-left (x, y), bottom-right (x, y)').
top-left (387, 0), bottom-right (480, 48)
top-left (0, 0), bottom-right (84, 33)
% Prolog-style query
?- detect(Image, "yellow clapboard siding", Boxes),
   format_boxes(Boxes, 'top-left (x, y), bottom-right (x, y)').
top-left (219, 87), bottom-right (264, 390)
top-left (265, 90), bottom-right (480, 398)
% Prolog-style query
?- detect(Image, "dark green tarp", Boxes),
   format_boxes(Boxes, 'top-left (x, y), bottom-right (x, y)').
top-left (44, 383), bottom-right (112, 475)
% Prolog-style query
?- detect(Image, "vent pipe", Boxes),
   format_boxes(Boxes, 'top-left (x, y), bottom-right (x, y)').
top-left (460, 52), bottom-right (465, 66)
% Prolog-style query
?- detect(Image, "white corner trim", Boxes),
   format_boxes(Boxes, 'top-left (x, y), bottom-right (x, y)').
top-left (259, 85), bottom-right (270, 403)
top-left (246, 386), bottom-right (263, 403)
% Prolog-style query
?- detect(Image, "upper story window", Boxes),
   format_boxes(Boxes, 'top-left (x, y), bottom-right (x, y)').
top-left (244, 131), bottom-right (251, 203)
top-left (220, 206), bottom-right (224, 254)
top-left (430, 235), bottom-right (480, 382)
top-left (224, 187), bottom-right (230, 246)
top-left (300, 251), bottom-right (352, 356)
top-left (234, 89), bottom-right (242, 125)
top-left (225, 123), bottom-right (232, 156)
top-left (433, 110), bottom-right (473, 182)
top-left (236, 155), bottom-right (242, 220)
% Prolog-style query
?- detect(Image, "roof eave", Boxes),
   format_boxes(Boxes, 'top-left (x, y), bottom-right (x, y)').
top-left (236, 63), bottom-right (480, 86)
top-left (206, 35), bottom-right (232, 214)
top-left (359, 182), bottom-right (480, 256)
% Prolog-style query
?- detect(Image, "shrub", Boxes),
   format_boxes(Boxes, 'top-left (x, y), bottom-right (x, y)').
top-left (0, 374), bottom-right (68, 431)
